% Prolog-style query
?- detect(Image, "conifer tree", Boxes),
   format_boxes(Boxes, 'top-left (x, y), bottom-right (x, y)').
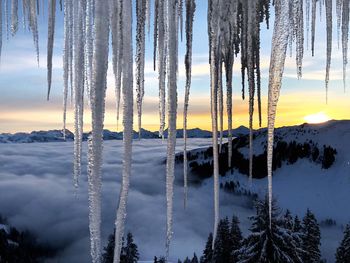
top-left (230, 215), bottom-right (243, 262)
top-left (191, 253), bottom-right (199, 263)
top-left (335, 224), bottom-right (350, 263)
top-left (301, 209), bottom-right (321, 263)
top-left (236, 197), bottom-right (302, 263)
top-left (213, 217), bottom-right (232, 263)
top-left (200, 233), bottom-right (213, 263)
top-left (124, 232), bottom-right (139, 263)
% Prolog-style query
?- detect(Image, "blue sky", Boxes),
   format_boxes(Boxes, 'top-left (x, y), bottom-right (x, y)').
top-left (0, 0), bottom-right (349, 133)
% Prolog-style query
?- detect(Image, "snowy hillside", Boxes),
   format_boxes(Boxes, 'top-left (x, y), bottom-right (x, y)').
top-left (0, 120), bottom-right (349, 262)
top-left (178, 120), bottom-right (350, 262)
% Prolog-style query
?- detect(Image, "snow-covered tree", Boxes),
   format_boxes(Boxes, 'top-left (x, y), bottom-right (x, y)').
top-left (230, 215), bottom-right (243, 262)
top-left (335, 224), bottom-right (350, 263)
top-left (236, 198), bottom-right (302, 263)
top-left (301, 209), bottom-right (321, 263)
top-left (213, 217), bottom-right (231, 263)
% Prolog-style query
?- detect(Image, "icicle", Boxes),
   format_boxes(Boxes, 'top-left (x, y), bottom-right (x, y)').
top-left (325, 0), bottom-right (332, 103)
top-left (183, 0), bottom-right (195, 209)
top-left (0, 1), bottom-right (2, 62)
top-left (11, 0), bottom-right (18, 36)
top-left (165, 0), bottom-right (178, 259)
top-left (136, 0), bottom-right (146, 139)
top-left (342, 0), bottom-right (349, 91)
top-left (153, 0), bottom-right (159, 71)
top-left (179, 0), bottom-right (183, 41)
top-left (240, 1), bottom-right (248, 100)
top-left (267, 0), bottom-right (289, 228)
top-left (247, 0), bottom-right (257, 183)
top-left (337, 0), bottom-right (342, 49)
top-left (113, 0), bottom-right (133, 262)
top-left (146, 0), bottom-right (151, 37)
top-left (29, 0), bottom-right (40, 66)
top-left (62, 0), bottom-right (71, 139)
top-left (85, 0), bottom-right (94, 102)
top-left (87, 0), bottom-right (109, 262)
top-left (218, 59), bottom-right (223, 153)
top-left (5, 0), bottom-right (9, 40)
top-left (295, 0), bottom-right (304, 79)
top-left (158, 0), bottom-right (166, 139)
top-left (110, 0), bottom-right (123, 130)
top-left (72, 0), bottom-right (85, 190)
top-left (311, 0), bottom-right (316, 56)
top-left (208, 0), bottom-right (220, 249)
top-left (306, 0), bottom-right (310, 50)
top-left (47, 0), bottom-right (56, 100)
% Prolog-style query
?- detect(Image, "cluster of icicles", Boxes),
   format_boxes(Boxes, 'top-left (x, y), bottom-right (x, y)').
top-left (1, 0), bottom-right (349, 262)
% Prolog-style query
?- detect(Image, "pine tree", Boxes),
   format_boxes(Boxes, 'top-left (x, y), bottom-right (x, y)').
top-left (335, 224), bottom-right (350, 262)
top-left (230, 215), bottom-right (243, 262)
top-left (200, 233), bottom-right (213, 263)
top-left (191, 253), bottom-right (199, 263)
top-left (102, 231), bottom-right (138, 263)
top-left (102, 232), bottom-right (116, 263)
top-left (124, 232), bottom-right (139, 263)
top-left (236, 197), bottom-right (302, 263)
top-left (293, 216), bottom-right (302, 233)
top-left (154, 256), bottom-right (158, 263)
top-left (213, 217), bottom-right (232, 263)
top-left (284, 209), bottom-right (294, 230)
top-left (184, 256), bottom-right (191, 263)
top-left (301, 209), bottom-right (321, 263)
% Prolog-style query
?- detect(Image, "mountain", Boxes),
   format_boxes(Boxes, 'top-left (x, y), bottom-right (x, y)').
top-left (0, 126), bottom-right (249, 143)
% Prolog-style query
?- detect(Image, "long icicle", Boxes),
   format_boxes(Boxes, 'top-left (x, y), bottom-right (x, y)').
top-left (336, 0), bottom-right (343, 49)
top-left (62, 0), bottom-right (71, 139)
top-left (208, 0), bottom-right (220, 249)
top-left (113, 0), bottom-right (133, 262)
top-left (247, 0), bottom-right (257, 183)
top-left (218, 58), bottom-right (224, 153)
top-left (165, 0), bottom-right (178, 259)
top-left (295, 0), bottom-right (304, 79)
top-left (267, 0), bottom-right (289, 228)
top-left (136, 0), bottom-right (146, 140)
top-left (72, 0), bottom-right (85, 190)
top-left (110, 0), bottom-right (123, 130)
top-left (342, 0), bottom-right (349, 91)
top-left (183, 0), bottom-right (195, 210)
top-left (113, 0), bottom-right (134, 262)
top-left (87, 0), bottom-right (109, 262)
top-left (325, 0), bottom-right (332, 103)
top-left (11, 0), bottom-right (18, 36)
top-left (0, 1), bottom-right (2, 61)
top-left (47, 0), bottom-right (56, 100)
top-left (158, 0), bottom-right (166, 139)
top-left (311, 0), bottom-right (317, 56)
top-left (85, 0), bottom-right (94, 102)
top-left (29, 0), bottom-right (39, 65)
top-left (306, 0), bottom-right (310, 50)
top-left (153, 0), bottom-right (159, 71)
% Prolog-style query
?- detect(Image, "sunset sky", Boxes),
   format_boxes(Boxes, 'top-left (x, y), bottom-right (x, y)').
top-left (0, 1), bottom-right (349, 133)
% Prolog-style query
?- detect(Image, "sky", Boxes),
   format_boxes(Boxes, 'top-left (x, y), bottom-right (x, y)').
top-left (0, 1), bottom-right (350, 133)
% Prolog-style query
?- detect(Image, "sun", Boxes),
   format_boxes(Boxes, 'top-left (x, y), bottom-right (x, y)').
top-left (304, 112), bottom-right (331, 124)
